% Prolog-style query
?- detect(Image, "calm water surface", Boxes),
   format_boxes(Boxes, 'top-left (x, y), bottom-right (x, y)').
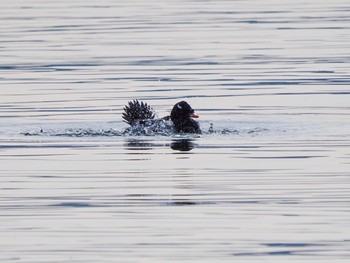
top-left (1, 0), bottom-right (350, 262)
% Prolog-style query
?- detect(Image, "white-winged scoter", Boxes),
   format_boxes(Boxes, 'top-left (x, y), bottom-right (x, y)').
top-left (122, 100), bottom-right (201, 134)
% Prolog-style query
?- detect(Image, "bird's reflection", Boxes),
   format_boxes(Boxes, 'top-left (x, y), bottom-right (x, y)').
top-left (170, 139), bottom-right (195, 152)
top-left (124, 138), bottom-right (196, 152)
top-left (124, 139), bottom-right (154, 151)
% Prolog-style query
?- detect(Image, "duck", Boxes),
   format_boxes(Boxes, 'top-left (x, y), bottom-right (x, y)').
top-left (122, 100), bottom-right (201, 134)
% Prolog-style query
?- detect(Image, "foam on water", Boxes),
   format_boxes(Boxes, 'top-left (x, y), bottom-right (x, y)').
top-left (21, 127), bottom-right (123, 137)
top-left (19, 121), bottom-right (272, 138)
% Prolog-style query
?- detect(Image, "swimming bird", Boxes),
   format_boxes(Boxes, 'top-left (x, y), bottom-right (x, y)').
top-left (122, 100), bottom-right (201, 134)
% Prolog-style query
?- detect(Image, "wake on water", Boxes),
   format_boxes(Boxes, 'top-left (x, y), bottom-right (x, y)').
top-left (21, 121), bottom-right (270, 137)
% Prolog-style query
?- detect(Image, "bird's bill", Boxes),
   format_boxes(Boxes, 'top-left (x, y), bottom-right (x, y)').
top-left (190, 113), bottom-right (199, 118)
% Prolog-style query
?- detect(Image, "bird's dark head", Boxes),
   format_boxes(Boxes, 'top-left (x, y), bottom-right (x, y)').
top-left (170, 101), bottom-right (201, 133)
top-left (171, 101), bottom-right (199, 119)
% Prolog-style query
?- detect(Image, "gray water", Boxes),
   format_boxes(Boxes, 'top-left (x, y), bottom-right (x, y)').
top-left (1, 0), bottom-right (350, 262)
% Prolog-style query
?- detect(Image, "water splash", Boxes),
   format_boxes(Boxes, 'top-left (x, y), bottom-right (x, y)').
top-left (122, 118), bottom-right (175, 136)
top-left (205, 122), bottom-right (269, 136)
top-left (21, 127), bottom-right (123, 137)
top-left (21, 123), bottom-right (270, 137)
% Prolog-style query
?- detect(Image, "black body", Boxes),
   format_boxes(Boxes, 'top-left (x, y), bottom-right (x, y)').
top-left (122, 100), bottom-right (201, 134)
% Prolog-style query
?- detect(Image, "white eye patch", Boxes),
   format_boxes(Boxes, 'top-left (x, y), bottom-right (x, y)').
top-left (177, 104), bottom-right (182, 109)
